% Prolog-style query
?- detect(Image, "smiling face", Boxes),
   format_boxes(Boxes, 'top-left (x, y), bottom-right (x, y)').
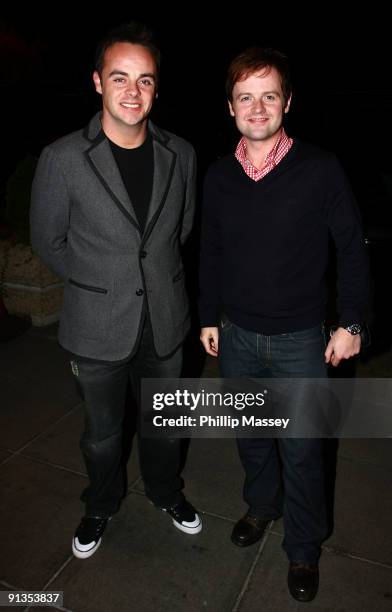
top-left (93, 42), bottom-right (157, 145)
top-left (229, 66), bottom-right (291, 147)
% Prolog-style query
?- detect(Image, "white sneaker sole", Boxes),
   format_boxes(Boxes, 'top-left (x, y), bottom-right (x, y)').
top-left (172, 515), bottom-right (203, 535)
top-left (72, 536), bottom-right (102, 559)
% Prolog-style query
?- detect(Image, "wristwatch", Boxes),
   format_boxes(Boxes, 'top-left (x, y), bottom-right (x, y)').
top-left (343, 323), bottom-right (363, 335)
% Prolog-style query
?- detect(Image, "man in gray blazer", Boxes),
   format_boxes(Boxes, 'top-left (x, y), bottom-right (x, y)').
top-left (30, 22), bottom-right (201, 559)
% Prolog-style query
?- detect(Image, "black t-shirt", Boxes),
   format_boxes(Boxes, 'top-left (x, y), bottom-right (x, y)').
top-left (109, 133), bottom-right (154, 233)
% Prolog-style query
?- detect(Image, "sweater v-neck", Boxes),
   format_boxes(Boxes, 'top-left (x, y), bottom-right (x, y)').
top-left (233, 139), bottom-right (299, 187)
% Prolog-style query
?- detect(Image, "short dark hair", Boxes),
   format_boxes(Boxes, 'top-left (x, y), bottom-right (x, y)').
top-left (95, 21), bottom-right (161, 77)
top-left (226, 47), bottom-right (291, 106)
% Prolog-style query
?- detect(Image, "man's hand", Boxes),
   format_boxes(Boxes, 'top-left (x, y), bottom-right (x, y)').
top-left (325, 327), bottom-right (361, 367)
top-left (200, 327), bottom-right (219, 356)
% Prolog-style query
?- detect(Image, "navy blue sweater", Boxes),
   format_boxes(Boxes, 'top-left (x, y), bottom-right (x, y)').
top-left (199, 140), bottom-right (370, 334)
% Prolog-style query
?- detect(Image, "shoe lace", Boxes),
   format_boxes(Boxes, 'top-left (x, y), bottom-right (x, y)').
top-left (168, 503), bottom-right (183, 519)
top-left (80, 516), bottom-right (107, 536)
top-left (167, 500), bottom-right (195, 521)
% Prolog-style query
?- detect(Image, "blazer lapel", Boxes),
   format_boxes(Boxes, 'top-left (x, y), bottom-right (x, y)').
top-left (83, 114), bottom-right (176, 235)
top-left (84, 123), bottom-right (140, 231)
top-left (143, 135), bottom-right (176, 242)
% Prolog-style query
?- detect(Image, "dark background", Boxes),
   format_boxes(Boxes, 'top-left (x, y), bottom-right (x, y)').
top-left (1, 9), bottom-right (391, 349)
top-left (2, 10), bottom-right (392, 221)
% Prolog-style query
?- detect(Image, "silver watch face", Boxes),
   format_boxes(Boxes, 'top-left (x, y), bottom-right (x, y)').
top-left (345, 323), bottom-right (362, 335)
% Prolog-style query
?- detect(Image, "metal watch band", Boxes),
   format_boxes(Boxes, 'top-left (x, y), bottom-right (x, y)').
top-left (344, 323), bottom-right (362, 335)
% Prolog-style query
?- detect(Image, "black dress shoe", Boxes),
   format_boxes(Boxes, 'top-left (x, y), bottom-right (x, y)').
top-left (288, 563), bottom-right (319, 602)
top-left (231, 514), bottom-right (269, 547)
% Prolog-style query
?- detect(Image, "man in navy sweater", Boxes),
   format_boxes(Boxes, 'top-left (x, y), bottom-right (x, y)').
top-left (199, 47), bottom-right (369, 602)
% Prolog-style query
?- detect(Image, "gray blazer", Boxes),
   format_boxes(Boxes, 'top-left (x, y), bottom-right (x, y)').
top-left (30, 113), bottom-right (196, 360)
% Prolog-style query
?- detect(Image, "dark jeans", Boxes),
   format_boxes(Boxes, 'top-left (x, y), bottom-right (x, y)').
top-left (219, 318), bottom-right (328, 564)
top-left (70, 319), bottom-right (184, 517)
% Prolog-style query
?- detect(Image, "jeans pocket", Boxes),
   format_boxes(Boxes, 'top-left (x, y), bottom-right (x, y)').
top-left (70, 360), bottom-right (79, 377)
top-left (288, 325), bottom-right (324, 344)
top-left (220, 314), bottom-right (233, 332)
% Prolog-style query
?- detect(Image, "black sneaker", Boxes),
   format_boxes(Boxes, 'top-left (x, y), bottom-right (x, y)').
top-left (72, 515), bottom-right (111, 559)
top-left (161, 499), bottom-right (202, 535)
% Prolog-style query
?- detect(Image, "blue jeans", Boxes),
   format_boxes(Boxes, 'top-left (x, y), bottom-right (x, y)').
top-left (219, 318), bottom-right (328, 564)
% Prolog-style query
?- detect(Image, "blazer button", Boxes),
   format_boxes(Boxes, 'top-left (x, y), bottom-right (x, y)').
top-left (136, 289), bottom-right (144, 296)
top-left (140, 250), bottom-right (147, 258)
